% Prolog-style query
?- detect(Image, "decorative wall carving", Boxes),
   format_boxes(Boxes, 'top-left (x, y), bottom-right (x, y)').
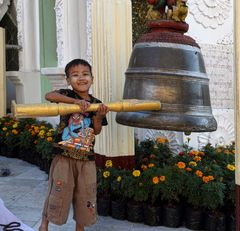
top-left (54, 0), bottom-right (64, 67)
top-left (188, 0), bottom-right (231, 29)
top-left (197, 113), bottom-right (234, 148)
top-left (86, 0), bottom-right (93, 64)
top-left (135, 128), bottom-right (183, 155)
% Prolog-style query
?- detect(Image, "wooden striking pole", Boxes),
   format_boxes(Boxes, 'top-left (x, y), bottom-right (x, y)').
top-left (11, 99), bottom-right (161, 118)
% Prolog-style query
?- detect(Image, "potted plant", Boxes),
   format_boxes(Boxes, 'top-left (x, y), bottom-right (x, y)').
top-left (97, 160), bottom-right (114, 216)
top-left (141, 166), bottom-right (163, 226)
top-left (158, 164), bottom-right (186, 228)
top-left (110, 168), bottom-right (128, 220)
top-left (124, 169), bottom-right (149, 222)
top-left (0, 116), bottom-right (22, 158)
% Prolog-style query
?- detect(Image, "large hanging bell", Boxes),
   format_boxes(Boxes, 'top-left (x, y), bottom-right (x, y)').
top-left (116, 20), bottom-right (217, 132)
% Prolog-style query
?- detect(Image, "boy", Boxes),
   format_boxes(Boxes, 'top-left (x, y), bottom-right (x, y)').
top-left (39, 59), bottom-right (109, 231)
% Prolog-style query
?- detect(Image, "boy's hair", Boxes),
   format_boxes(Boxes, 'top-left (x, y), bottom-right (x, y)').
top-left (65, 59), bottom-right (92, 77)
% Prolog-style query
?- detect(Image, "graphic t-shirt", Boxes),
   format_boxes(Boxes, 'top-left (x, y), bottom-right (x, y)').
top-left (55, 89), bottom-right (108, 153)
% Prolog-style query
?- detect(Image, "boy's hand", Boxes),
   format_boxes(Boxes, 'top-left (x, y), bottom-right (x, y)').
top-left (95, 103), bottom-right (109, 120)
top-left (73, 99), bottom-right (90, 112)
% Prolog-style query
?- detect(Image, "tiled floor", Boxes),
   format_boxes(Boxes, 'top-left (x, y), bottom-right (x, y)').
top-left (0, 156), bottom-right (190, 231)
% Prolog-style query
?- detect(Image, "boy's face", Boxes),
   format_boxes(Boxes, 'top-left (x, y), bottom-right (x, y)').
top-left (67, 64), bottom-right (93, 94)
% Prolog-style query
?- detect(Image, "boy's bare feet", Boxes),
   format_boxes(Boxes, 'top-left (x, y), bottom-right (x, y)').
top-left (38, 216), bottom-right (49, 231)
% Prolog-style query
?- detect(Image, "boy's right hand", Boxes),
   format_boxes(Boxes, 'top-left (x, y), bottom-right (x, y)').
top-left (73, 99), bottom-right (90, 112)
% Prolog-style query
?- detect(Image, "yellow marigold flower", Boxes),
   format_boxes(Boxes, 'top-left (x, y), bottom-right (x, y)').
top-left (2, 127), bottom-right (7, 131)
top-left (47, 137), bottom-right (53, 142)
top-left (12, 129), bottom-right (18, 135)
top-left (152, 176), bottom-right (159, 184)
top-left (194, 156), bottom-right (201, 162)
top-left (39, 130), bottom-right (45, 136)
top-left (46, 132), bottom-right (52, 137)
top-left (195, 170), bottom-right (203, 177)
top-left (40, 125), bottom-right (46, 129)
top-left (132, 170), bottom-right (141, 177)
top-left (159, 175), bottom-right (166, 182)
top-left (185, 167), bottom-right (192, 172)
top-left (34, 140), bottom-right (38, 144)
top-left (103, 171), bottom-right (110, 178)
top-left (34, 127), bottom-right (39, 133)
top-left (227, 164), bottom-right (235, 171)
top-left (141, 164), bottom-right (148, 170)
top-left (216, 148), bottom-right (222, 153)
top-left (177, 161), bottom-right (186, 169)
top-left (189, 161), bottom-right (197, 167)
top-left (148, 163), bottom-right (155, 168)
top-left (12, 123), bottom-right (18, 128)
top-left (105, 160), bottom-right (113, 168)
top-left (117, 176), bottom-right (122, 182)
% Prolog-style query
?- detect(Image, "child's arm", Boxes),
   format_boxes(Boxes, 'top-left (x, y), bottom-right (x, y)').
top-left (92, 104), bottom-right (109, 135)
top-left (45, 91), bottom-right (90, 111)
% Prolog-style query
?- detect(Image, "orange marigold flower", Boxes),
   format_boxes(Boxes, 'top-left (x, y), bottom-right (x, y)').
top-left (194, 156), bottom-right (201, 162)
top-left (198, 151), bottom-right (205, 156)
top-left (195, 170), bottom-right (203, 177)
top-left (141, 164), bottom-right (148, 170)
top-left (224, 150), bottom-right (230, 155)
top-left (156, 137), bottom-right (168, 144)
top-left (12, 129), bottom-right (18, 135)
top-left (152, 176), bottom-right (159, 184)
top-left (177, 162), bottom-right (186, 169)
top-left (185, 167), bottom-right (192, 172)
top-left (202, 176), bottom-right (210, 183)
top-left (47, 137), bottom-right (53, 142)
top-left (159, 175), bottom-right (166, 182)
top-left (148, 163), bottom-right (155, 168)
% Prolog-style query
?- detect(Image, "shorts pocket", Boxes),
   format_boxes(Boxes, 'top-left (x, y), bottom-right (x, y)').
top-left (47, 195), bottom-right (63, 218)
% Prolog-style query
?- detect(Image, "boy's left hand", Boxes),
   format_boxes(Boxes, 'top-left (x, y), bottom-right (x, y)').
top-left (95, 104), bottom-right (109, 120)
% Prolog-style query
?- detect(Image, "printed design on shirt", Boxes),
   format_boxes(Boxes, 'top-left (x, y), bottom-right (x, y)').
top-left (58, 112), bottom-right (95, 152)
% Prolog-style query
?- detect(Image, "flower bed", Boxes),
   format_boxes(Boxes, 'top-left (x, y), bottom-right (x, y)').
top-left (97, 138), bottom-right (236, 230)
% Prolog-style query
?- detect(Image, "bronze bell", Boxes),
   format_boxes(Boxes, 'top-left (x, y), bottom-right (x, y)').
top-left (116, 18), bottom-right (217, 132)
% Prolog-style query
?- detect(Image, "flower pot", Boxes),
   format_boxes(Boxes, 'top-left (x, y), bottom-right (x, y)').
top-left (126, 200), bottom-right (144, 223)
top-left (111, 200), bottom-right (126, 220)
top-left (143, 203), bottom-right (162, 226)
top-left (204, 211), bottom-right (226, 231)
top-left (226, 213), bottom-right (235, 231)
top-left (97, 197), bottom-right (111, 216)
top-left (184, 206), bottom-right (204, 230)
top-left (162, 203), bottom-right (183, 228)
top-left (0, 146), bottom-right (18, 158)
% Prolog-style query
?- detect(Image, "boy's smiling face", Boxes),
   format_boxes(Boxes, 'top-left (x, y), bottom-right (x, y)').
top-left (67, 64), bottom-right (93, 95)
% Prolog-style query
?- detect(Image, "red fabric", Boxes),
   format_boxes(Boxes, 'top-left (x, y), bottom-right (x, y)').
top-left (95, 153), bottom-right (135, 170)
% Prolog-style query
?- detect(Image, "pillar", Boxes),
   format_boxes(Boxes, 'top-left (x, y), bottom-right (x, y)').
top-left (0, 27), bottom-right (6, 116)
top-left (235, 0), bottom-right (240, 229)
top-left (92, 0), bottom-right (134, 156)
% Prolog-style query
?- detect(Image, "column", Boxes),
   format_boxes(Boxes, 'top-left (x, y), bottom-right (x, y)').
top-left (0, 28), bottom-right (6, 116)
top-left (235, 0), bottom-right (240, 229)
top-left (92, 0), bottom-right (134, 156)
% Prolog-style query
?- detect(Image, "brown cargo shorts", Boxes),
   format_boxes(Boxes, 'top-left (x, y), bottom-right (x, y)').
top-left (42, 155), bottom-right (97, 226)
